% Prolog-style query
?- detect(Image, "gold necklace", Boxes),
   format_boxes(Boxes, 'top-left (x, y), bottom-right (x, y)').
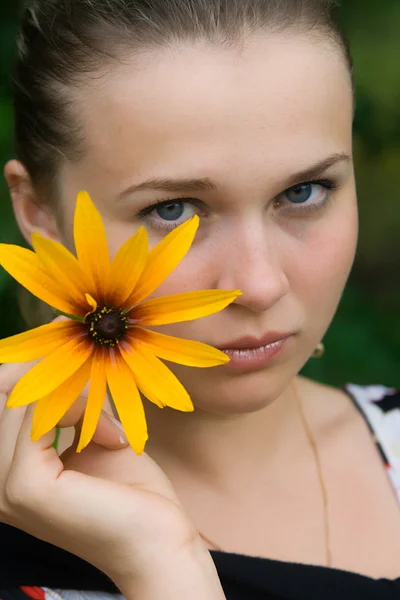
top-left (199, 382), bottom-right (333, 567)
top-left (294, 382), bottom-right (332, 567)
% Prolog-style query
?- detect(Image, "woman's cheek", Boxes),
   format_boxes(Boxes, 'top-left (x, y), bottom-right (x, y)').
top-left (291, 209), bottom-right (358, 316)
top-left (146, 243), bottom-right (215, 298)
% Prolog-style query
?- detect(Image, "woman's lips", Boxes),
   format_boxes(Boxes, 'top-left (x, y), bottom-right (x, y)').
top-left (219, 335), bottom-right (293, 371)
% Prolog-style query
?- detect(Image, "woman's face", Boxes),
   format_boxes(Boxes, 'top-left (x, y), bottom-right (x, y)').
top-left (55, 32), bottom-right (358, 414)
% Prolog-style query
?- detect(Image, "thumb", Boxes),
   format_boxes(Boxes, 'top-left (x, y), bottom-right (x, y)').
top-left (91, 410), bottom-right (129, 449)
top-left (57, 389), bottom-right (128, 451)
top-left (73, 410), bottom-right (129, 451)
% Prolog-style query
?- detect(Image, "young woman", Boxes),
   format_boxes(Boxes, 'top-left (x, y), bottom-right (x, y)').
top-left (0, 1), bottom-right (399, 598)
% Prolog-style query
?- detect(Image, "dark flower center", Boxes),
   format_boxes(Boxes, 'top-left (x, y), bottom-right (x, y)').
top-left (85, 307), bottom-right (129, 347)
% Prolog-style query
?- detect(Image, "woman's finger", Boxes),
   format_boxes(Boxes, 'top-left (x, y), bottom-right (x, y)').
top-left (9, 403), bottom-right (61, 493)
top-left (0, 395), bottom-right (27, 480)
top-left (59, 386), bottom-right (128, 450)
top-left (6, 403), bottom-right (134, 549)
top-left (0, 361), bottom-right (37, 394)
top-left (2, 404), bottom-right (80, 544)
top-left (66, 410), bottom-right (128, 452)
top-left (91, 410), bottom-right (128, 448)
top-left (0, 358), bottom-right (127, 451)
top-left (0, 390), bottom-right (7, 419)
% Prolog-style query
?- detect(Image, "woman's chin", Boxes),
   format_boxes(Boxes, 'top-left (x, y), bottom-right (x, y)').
top-left (189, 370), bottom-right (294, 416)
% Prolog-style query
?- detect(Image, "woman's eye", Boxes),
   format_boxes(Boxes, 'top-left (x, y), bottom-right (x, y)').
top-left (277, 180), bottom-right (337, 211)
top-left (138, 198), bottom-right (203, 230)
top-left (286, 183), bottom-right (316, 204)
top-left (154, 201), bottom-right (186, 221)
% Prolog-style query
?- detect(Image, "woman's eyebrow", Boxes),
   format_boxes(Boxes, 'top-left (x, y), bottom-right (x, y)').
top-left (118, 153), bottom-right (351, 198)
top-left (284, 153), bottom-right (352, 188)
top-left (118, 177), bottom-right (219, 197)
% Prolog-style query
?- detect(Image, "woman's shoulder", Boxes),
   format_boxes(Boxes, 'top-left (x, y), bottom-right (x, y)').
top-left (299, 376), bottom-right (400, 468)
top-left (342, 381), bottom-right (400, 502)
top-left (343, 382), bottom-right (400, 413)
top-left (342, 381), bottom-right (400, 444)
top-left (299, 376), bottom-right (400, 423)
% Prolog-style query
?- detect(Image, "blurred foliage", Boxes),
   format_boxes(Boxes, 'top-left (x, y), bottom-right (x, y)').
top-left (0, 1), bottom-right (398, 386)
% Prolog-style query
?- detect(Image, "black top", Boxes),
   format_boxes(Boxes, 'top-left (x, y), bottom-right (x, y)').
top-left (1, 383), bottom-right (400, 599)
top-left (0, 524), bottom-right (400, 599)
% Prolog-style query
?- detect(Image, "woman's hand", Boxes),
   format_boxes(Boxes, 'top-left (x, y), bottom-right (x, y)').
top-left (0, 361), bottom-right (224, 598)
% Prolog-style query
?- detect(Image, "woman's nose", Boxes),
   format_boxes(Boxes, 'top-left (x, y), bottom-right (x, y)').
top-left (215, 226), bottom-right (290, 314)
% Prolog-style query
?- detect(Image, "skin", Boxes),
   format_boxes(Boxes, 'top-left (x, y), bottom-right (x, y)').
top-left (8, 32), bottom-right (358, 413)
top-left (5, 31), bottom-right (400, 580)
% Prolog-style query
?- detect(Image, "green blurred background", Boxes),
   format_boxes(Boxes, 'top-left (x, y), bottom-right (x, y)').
top-left (0, 1), bottom-right (399, 387)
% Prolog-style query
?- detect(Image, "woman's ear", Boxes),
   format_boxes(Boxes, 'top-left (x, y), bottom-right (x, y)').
top-left (4, 160), bottom-right (61, 246)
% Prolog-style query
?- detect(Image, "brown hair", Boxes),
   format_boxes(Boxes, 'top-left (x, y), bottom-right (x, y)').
top-left (13, 0), bottom-right (353, 194)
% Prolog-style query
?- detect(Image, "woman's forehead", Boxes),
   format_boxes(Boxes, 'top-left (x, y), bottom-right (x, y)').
top-left (72, 34), bottom-right (353, 182)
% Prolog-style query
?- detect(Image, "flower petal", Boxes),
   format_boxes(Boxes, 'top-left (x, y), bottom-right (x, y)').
top-left (31, 359), bottom-right (92, 442)
top-left (131, 327), bottom-right (229, 367)
top-left (109, 227), bottom-right (148, 306)
top-left (0, 320), bottom-right (82, 363)
top-left (120, 343), bottom-right (194, 412)
top-left (77, 349), bottom-right (107, 453)
top-left (7, 337), bottom-right (93, 408)
top-left (31, 233), bottom-right (92, 313)
top-left (85, 294), bottom-right (98, 313)
top-left (106, 351), bottom-right (148, 454)
top-left (74, 191), bottom-right (110, 301)
top-left (132, 289), bottom-right (242, 326)
top-left (125, 216), bottom-right (199, 307)
top-left (0, 244), bottom-right (77, 314)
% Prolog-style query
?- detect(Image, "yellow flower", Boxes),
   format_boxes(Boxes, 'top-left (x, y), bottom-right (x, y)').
top-left (0, 192), bottom-right (241, 453)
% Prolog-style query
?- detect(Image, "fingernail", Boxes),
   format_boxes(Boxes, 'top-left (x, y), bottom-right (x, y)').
top-left (102, 411), bottom-right (128, 445)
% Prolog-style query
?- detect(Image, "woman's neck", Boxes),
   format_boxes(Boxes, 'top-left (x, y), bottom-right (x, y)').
top-left (145, 376), bottom-right (307, 492)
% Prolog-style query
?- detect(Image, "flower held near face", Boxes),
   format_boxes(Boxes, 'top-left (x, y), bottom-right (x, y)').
top-left (0, 192), bottom-right (241, 453)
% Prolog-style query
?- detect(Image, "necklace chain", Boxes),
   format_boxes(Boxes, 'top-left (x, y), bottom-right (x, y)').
top-left (294, 382), bottom-right (332, 567)
top-left (199, 382), bottom-right (333, 567)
